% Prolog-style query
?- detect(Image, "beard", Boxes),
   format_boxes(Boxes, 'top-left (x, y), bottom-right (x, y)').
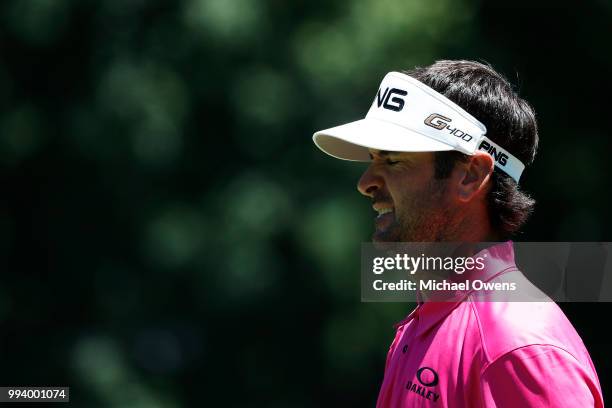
top-left (373, 179), bottom-right (458, 242)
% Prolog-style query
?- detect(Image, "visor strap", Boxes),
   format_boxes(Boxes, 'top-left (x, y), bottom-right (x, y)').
top-left (478, 136), bottom-right (525, 183)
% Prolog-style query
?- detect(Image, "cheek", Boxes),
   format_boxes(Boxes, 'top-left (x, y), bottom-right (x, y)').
top-left (384, 162), bottom-right (438, 207)
top-left (392, 179), bottom-right (446, 216)
top-left (388, 183), bottom-right (415, 215)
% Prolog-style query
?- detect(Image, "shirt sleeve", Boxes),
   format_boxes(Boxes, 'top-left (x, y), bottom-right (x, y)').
top-left (480, 344), bottom-right (604, 408)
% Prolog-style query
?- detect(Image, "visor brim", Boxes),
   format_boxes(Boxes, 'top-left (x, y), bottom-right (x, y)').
top-left (312, 118), bottom-right (454, 161)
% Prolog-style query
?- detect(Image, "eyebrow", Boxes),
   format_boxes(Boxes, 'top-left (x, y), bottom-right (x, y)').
top-left (370, 150), bottom-right (395, 159)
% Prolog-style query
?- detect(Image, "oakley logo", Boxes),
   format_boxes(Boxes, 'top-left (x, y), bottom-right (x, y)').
top-left (478, 140), bottom-right (508, 166)
top-left (416, 367), bottom-right (439, 387)
top-left (406, 367), bottom-right (440, 402)
top-left (376, 87), bottom-right (407, 112)
top-left (424, 113), bottom-right (473, 142)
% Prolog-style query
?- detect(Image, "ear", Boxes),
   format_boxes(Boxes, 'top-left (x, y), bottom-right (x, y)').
top-left (450, 151), bottom-right (494, 203)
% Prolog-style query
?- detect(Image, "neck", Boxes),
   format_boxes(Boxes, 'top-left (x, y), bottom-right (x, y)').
top-left (445, 202), bottom-right (499, 242)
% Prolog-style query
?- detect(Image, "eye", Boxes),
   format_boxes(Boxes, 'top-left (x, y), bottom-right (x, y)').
top-left (386, 159), bottom-right (400, 165)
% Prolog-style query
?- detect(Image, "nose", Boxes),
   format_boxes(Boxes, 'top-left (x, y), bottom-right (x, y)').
top-left (357, 164), bottom-right (383, 198)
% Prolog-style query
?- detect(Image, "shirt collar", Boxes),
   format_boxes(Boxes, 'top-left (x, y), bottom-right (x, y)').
top-left (394, 241), bottom-right (519, 337)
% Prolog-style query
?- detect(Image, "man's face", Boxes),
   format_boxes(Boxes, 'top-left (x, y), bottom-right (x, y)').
top-left (357, 150), bottom-right (455, 242)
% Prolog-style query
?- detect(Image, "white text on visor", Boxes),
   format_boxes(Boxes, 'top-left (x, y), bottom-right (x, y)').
top-left (312, 72), bottom-right (525, 183)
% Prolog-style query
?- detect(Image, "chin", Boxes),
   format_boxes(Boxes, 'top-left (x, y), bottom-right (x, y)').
top-left (372, 229), bottom-right (401, 243)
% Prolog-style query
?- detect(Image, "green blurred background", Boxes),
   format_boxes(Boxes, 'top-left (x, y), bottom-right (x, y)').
top-left (1, 0), bottom-right (611, 406)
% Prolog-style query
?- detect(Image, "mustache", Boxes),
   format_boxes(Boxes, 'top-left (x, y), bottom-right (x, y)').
top-left (372, 193), bottom-right (392, 205)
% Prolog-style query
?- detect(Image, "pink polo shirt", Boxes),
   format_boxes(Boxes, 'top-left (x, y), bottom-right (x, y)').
top-left (376, 241), bottom-right (604, 407)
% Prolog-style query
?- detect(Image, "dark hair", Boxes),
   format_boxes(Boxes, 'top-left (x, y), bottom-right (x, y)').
top-left (403, 60), bottom-right (539, 238)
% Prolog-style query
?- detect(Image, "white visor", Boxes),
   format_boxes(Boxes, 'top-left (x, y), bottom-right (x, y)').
top-left (312, 72), bottom-right (525, 183)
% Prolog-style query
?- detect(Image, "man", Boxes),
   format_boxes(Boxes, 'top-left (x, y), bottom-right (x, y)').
top-left (312, 61), bottom-right (604, 407)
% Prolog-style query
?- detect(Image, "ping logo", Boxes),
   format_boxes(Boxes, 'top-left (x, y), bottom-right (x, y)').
top-left (376, 87), bottom-right (407, 112)
top-left (406, 367), bottom-right (440, 403)
top-left (478, 140), bottom-right (508, 166)
top-left (424, 113), bottom-right (473, 142)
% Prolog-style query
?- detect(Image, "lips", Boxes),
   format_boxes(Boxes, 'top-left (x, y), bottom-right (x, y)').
top-left (373, 203), bottom-right (394, 218)
top-left (372, 202), bottom-right (395, 232)
top-left (376, 207), bottom-right (393, 217)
